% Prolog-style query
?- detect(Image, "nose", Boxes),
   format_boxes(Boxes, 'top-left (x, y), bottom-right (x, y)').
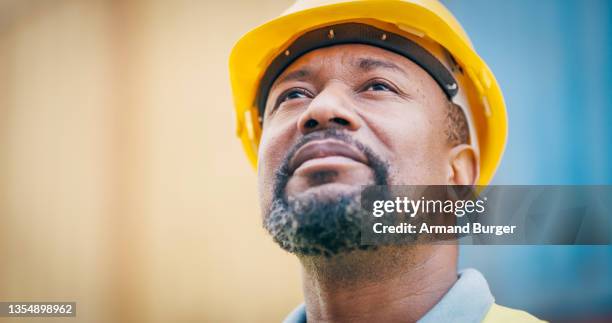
top-left (297, 84), bottom-right (362, 134)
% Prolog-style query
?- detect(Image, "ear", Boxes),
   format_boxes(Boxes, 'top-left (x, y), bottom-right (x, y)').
top-left (447, 144), bottom-right (479, 185)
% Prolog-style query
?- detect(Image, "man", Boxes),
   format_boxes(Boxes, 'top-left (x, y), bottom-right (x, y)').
top-left (229, 0), bottom-right (543, 322)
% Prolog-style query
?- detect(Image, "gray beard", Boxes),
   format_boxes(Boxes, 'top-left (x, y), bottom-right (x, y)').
top-left (262, 129), bottom-right (389, 257)
top-left (264, 190), bottom-right (376, 257)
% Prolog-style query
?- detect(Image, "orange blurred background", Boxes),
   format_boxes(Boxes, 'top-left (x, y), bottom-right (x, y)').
top-left (0, 1), bottom-right (302, 322)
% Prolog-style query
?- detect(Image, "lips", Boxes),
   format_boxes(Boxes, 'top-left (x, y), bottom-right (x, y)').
top-left (288, 139), bottom-right (369, 174)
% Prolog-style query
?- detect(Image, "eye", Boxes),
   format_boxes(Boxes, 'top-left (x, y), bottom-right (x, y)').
top-left (279, 88), bottom-right (311, 103)
top-left (362, 79), bottom-right (398, 93)
top-left (367, 83), bottom-right (391, 91)
top-left (268, 87), bottom-right (313, 116)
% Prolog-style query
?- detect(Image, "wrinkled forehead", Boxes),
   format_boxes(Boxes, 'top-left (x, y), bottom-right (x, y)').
top-left (271, 44), bottom-right (429, 87)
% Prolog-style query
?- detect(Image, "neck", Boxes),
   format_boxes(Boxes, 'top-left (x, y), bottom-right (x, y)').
top-left (299, 244), bottom-right (457, 323)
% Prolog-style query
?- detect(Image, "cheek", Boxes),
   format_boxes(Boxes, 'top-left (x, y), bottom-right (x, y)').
top-left (257, 121), bottom-right (296, 214)
top-left (366, 103), bottom-right (448, 185)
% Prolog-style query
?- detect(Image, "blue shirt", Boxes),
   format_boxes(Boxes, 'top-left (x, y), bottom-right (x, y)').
top-left (283, 268), bottom-right (494, 323)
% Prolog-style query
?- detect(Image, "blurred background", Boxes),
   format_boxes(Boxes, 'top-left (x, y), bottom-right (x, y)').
top-left (0, 0), bottom-right (610, 322)
top-left (444, 1), bottom-right (612, 322)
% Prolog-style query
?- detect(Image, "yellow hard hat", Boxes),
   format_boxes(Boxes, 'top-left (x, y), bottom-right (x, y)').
top-left (229, 0), bottom-right (507, 185)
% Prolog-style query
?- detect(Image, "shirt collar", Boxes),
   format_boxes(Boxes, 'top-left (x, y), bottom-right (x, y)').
top-left (283, 268), bottom-right (494, 323)
top-left (418, 268), bottom-right (494, 323)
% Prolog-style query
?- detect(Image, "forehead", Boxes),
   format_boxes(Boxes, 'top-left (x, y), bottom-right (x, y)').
top-left (273, 44), bottom-right (428, 83)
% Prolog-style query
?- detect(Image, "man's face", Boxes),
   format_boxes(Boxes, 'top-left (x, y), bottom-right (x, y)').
top-left (257, 44), bottom-right (467, 255)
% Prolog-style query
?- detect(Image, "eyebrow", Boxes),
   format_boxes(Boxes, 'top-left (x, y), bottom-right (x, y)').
top-left (357, 57), bottom-right (406, 74)
top-left (275, 68), bottom-right (311, 85)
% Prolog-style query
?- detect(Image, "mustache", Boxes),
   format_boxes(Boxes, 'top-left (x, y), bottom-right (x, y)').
top-left (273, 129), bottom-right (389, 201)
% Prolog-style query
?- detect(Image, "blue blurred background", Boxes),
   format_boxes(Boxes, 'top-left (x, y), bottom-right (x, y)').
top-left (441, 0), bottom-right (612, 321)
